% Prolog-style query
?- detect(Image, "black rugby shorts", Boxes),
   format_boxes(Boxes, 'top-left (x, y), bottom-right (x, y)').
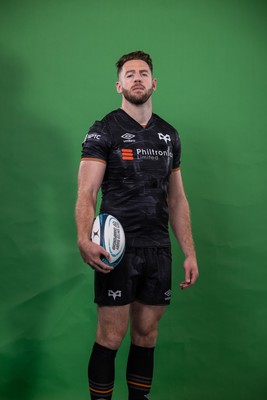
top-left (94, 247), bottom-right (172, 306)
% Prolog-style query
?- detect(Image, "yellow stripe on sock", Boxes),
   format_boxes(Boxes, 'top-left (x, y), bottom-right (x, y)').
top-left (89, 386), bottom-right (113, 394)
top-left (127, 380), bottom-right (151, 389)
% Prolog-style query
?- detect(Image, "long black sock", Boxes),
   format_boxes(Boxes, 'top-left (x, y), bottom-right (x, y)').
top-left (88, 342), bottom-right (117, 400)
top-left (126, 343), bottom-right (155, 400)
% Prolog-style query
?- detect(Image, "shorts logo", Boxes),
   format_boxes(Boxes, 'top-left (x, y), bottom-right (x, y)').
top-left (164, 289), bottom-right (171, 300)
top-left (121, 148), bottom-right (134, 160)
top-left (108, 290), bottom-right (122, 300)
top-left (158, 133), bottom-right (171, 144)
top-left (121, 133), bottom-right (135, 142)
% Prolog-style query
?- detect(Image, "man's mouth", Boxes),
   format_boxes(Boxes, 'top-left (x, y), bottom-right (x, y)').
top-left (132, 85), bottom-right (145, 91)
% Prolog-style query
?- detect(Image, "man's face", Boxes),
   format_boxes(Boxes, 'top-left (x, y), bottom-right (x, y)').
top-left (116, 60), bottom-right (157, 105)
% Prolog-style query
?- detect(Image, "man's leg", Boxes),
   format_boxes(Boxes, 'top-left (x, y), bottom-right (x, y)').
top-left (88, 305), bottom-right (129, 400)
top-left (127, 302), bottom-right (166, 400)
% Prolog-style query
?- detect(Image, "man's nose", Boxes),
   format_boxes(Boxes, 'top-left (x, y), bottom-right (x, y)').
top-left (134, 74), bottom-right (142, 82)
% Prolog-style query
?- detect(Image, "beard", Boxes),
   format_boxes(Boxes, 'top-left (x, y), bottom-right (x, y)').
top-left (121, 85), bottom-right (154, 105)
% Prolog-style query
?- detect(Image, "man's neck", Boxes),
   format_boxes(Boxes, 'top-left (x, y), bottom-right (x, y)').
top-left (120, 98), bottom-right (152, 127)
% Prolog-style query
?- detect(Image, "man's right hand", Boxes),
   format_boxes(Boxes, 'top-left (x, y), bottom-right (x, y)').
top-left (78, 239), bottom-right (113, 273)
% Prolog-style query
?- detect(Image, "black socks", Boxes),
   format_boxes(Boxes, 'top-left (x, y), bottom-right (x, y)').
top-left (88, 342), bottom-right (117, 400)
top-left (88, 342), bottom-right (155, 400)
top-left (126, 343), bottom-right (155, 400)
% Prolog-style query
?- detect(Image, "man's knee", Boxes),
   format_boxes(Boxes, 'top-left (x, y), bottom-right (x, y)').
top-left (130, 326), bottom-right (159, 347)
top-left (129, 303), bottom-right (166, 347)
top-left (96, 305), bottom-right (130, 349)
top-left (96, 326), bottom-right (127, 349)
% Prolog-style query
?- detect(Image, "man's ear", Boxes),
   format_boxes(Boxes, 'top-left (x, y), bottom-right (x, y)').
top-left (152, 78), bottom-right (157, 91)
top-left (116, 81), bottom-right (122, 94)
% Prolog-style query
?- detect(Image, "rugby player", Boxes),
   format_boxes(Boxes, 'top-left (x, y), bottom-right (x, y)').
top-left (75, 50), bottom-right (199, 400)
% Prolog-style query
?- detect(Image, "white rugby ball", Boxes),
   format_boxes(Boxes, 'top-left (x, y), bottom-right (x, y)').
top-left (91, 214), bottom-right (126, 267)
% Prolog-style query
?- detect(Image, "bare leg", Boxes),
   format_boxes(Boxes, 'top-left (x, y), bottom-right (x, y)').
top-left (126, 301), bottom-right (166, 400)
top-left (130, 301), bottom-right (166, 347)
top-left (89, 305), bottom-right (130, 400)
top-left (96, 304), bottom-right (130, 349)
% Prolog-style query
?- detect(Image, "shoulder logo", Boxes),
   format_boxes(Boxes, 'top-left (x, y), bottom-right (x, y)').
top-left (158, 133), bottom-right (171, 144)
top-left (86, 133), bottom-right (101, 140)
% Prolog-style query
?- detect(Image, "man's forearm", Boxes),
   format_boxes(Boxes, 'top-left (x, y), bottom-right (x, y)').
top-left (75, 192), bottom-right (96, 245)
top-left (169, 197), bottom-right (196, 258)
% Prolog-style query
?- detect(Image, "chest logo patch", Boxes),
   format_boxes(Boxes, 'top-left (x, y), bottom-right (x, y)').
top-left (122, 133), bottom-right (135, 140)
top-left (121, 148), bottom-right (134, 160)
top-left (121, 133), bottom-right (136, 143)
top-left (158, 133), bottom-right (171, 144)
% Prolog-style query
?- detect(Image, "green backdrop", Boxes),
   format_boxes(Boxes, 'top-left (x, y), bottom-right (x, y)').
top-left (1, 1), bottom-right (267, 399)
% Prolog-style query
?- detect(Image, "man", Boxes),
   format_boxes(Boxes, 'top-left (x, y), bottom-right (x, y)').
top-left (75, 50), bottom-right (199, 400)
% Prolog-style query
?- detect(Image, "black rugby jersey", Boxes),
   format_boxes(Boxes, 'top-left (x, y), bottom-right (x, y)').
top-left (81, 108), bottom-right (181, 247)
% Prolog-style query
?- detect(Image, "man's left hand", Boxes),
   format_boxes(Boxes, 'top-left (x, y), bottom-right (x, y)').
top-left (180, 255), bottom-right (199, 290)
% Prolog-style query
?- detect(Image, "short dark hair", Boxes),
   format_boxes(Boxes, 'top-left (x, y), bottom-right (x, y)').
top-left (116, 50), bottom-right (153, 76)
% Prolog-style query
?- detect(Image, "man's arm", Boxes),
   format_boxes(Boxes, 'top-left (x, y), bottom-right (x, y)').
top-left (168, 169), bottom-right (199, 289)
top-left (75, 160), bottom-right (113, 273)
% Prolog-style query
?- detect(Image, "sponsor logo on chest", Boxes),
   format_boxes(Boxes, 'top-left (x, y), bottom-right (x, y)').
top-left (121, 147), bottom-right (173, 161)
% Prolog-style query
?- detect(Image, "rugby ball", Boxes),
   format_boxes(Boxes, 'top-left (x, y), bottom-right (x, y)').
top-left (91, 214), bottom-right (126, 267)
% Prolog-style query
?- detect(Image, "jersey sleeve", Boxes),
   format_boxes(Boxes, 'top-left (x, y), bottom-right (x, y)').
top-left (81, 120), bottom-right (111, 163)
top-left (172, 130), bottom-right (181, 170)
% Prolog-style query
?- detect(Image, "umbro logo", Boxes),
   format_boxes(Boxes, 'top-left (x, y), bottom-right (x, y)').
top-left (158, 133), bottom-right (171, 144)
top-left (164, 289), bottom-right (171, 300)
top-left (108, 290), bottom-right (122, 300)
top-left (122, 133), bottom-right (135, 140)
top-left (121, 133), bottom-right (136, 142)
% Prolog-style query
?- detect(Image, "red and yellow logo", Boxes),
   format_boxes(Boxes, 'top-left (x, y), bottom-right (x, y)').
top-left (121, 148), bottom-right (134, 160)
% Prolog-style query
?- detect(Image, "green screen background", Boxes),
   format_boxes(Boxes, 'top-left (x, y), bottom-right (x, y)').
top-left (1, 1), bottom-right (267, 399)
